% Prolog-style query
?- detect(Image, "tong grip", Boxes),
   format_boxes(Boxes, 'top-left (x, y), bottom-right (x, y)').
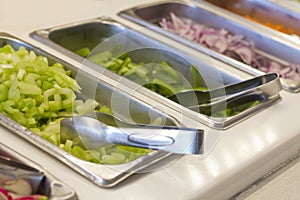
top-left (128, 133), bottom-right (174, 146)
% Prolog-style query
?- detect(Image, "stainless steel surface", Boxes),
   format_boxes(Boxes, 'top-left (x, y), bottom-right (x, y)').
top-left (168, 73), bottom-right (281, 108)
top-left (203, 0), bottom-right (300, 37)
top-left (2, 0), bottom-right (300, 199)
top-left (0, 32), bottom-right (184, 187)
top-left (118, 0), bottom-right (300, 93)
top-left (60, 113), bottom-right (203, 154)
top-left (30, 17), bottom-right (282, 129)
top-left (0, 142), bottom-right (77, 200)
top-left (0, 156), bottom-right (44, 195)
top-left (30, 17), bottom-right (238, 85)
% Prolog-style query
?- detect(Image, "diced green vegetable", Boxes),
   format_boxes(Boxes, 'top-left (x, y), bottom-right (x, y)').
top-left (0, 84), bottom-right (8, 101)
top-left (18, 81), bottom-right (42, 95)
top-left (87, 51), bottom-right (192, 97)
top-left (190, 65), bottom-right (202, 88)
top-left (0, 45), bottom-right (151, 165)
top-left (0, 42), bottom-right (262, 165)
top-left (74, 46), bottom-right (262, 118)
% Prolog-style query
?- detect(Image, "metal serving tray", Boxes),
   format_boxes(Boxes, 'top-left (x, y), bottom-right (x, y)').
top-left (202, 0), bottom-right (300, 38)
top-left (0, 33), bottom-right (195, 187)
top-left (118, 0), bottom-right (300, 92)
top-left (30, 17), bottom-right (282, 129)
top-left (0, 142), bottom-right (77, 199)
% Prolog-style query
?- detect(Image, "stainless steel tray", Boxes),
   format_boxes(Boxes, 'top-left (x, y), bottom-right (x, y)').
top-left (201, 0), bottom-right (300, 38)
top-left (118, 0), bottom-right (300, 92)
top-left (0, 142), bottom-right (77, 199)
top-left (0, 33), bottom-right (195, 187)
top-left (30, 17), bottom-right (282, 129)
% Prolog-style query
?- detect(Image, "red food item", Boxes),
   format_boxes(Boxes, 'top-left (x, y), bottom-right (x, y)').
top-left (159, 12), bottom-right (300, 80)
top-left (0, 187), bottom-right (47, 200)
top-left (0, 187), bottom-right (13, 200)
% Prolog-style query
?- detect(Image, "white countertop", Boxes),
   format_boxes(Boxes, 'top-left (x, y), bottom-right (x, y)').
top-left (241, 153), bottom-right (300, 200)
top-left (0, 0), bottom-right (300, 199)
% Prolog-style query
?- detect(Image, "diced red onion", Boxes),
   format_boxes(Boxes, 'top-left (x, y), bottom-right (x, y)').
top-left (159, 12), bottom-right (300, 80)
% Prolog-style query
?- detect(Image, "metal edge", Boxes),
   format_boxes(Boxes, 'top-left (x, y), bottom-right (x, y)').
top-left (29, 16), bottom-right (283, 130)
top-left (0, 32), bottom-right (194, 187)
top-left (30, 17), bottom-right (123, 64)
top-left (208, 72), bottom-right (283, 129)
top-left (29, 16), bottom-right (223, 128)
top-left (118, 0), bottom-right (300, 93)
top-left (0, 142), bottom-right (78, 200)
top-left (196, 0), bottom-right (300, 46)
top-left (65, 150), bottom-right (175, 187)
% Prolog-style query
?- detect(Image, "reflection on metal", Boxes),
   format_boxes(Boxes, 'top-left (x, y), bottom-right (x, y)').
top-left (0, 143), bottom-right (77, 199)
top-left (119, 0), bottom-right (300, 92)
top-left (31, 16), bottom-right (282, 129)
top-left (0, 33), bottom-right (185, 187)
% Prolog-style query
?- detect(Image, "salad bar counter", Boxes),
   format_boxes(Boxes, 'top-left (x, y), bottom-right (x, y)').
top-left (30, 16), bottom-right (282, 129)
top-left (0, 0), bottom-right (300, 199)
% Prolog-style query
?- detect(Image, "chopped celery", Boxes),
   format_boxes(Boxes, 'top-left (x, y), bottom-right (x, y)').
top-left (102, 153), bottom-right (126, 165)
top-left (7, 78), bottom-right (20, 100)
top-left (18, 82), bottom-right (42, 95)
top-left (75, 99), bottom-right (99, 115)
top-left (0, 44), bottom-right (151, 165)
top-left (0, 44), bottom-right (14, 54)
top-left (24, 73), bottom-right (40, 84)
top-left (0, 84), bottom-right (8, 101)
top-left (63, 139), bottom-right (73, 152)
top-left (70, 146), bottom-right (101, 163)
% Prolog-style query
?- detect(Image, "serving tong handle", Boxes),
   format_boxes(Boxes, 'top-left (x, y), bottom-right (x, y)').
top-left (168, 73), bottom-right (280, 108)
top-left (61, 115), bottom-right (203, 155)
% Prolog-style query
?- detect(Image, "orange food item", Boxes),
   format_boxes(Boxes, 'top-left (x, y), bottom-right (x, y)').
top-left (245, 15), bottom-right (297, 35)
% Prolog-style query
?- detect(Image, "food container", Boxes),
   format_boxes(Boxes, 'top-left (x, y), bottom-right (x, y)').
top-left (118, 0), bottom-right (300, 92)
top-left (0, 32), bottom-right (199, 187)
top-left (201, 0), bottom-right (300, 38)
top-left (0, 142), bottom-right (77, 199)
top-left (30, 17), bottom-right (282, 129)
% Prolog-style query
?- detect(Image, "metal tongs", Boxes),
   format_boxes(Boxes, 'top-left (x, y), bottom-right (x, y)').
top-left (167, 72), bottom-right (281, 109)
top-left (60, 112), bottom-right (203, 155)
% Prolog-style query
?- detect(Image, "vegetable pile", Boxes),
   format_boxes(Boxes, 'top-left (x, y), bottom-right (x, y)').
top-left (83, 50), bottom-right (204, 97)
top-left (75, 47), bottom-right (261, 117)
top-left (0, 44), bottom-right (149, 164)
top-left (0, 43), bottom-right (264, 165)
top-left (158, 12), bottom-right (300, 80)
top-left (0, 45), bottom-right (81, 129)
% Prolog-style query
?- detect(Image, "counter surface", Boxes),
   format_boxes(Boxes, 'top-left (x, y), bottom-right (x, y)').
top-left (0, 0), bottom-right (299, 199)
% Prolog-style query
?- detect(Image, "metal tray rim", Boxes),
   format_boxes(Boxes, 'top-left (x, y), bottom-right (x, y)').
top-left (0, 141), bottom-right (78, 199)
top-left (0, 32), bottom-right (194, 187)
top-left (118, 0), bottom-right (300, 93)
top-left (197, 0), bottom-right (300, 45)
top-left (30, 17), bottom-right (282, 130)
